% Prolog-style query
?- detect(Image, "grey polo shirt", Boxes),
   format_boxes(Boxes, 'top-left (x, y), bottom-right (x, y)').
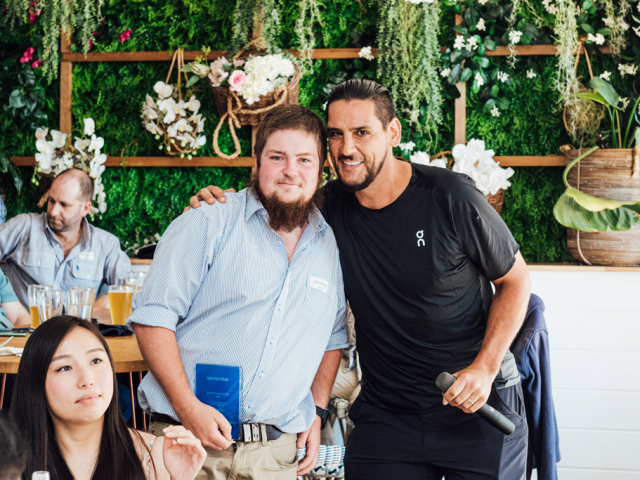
top-left (0, 212), bottom-right (132, 307)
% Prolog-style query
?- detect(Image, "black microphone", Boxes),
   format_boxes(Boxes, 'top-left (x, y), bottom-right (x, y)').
top-left (435, 372), bottom-right (515, 436)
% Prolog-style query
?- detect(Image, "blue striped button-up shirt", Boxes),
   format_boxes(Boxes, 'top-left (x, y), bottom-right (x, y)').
top-left (129, 188), bottom-right (348, 433)
top-left (0, 213), bottom-right (132, 307)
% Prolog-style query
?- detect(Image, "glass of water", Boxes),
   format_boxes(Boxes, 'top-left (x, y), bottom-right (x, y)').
top-left (37, 289), bottom-right (63, 324)
top-left (66, 287), bottom-right (96, 321)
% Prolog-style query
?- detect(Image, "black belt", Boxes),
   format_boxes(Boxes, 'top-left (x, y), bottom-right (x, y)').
top-left (149, 412), bottom-right (283, 442)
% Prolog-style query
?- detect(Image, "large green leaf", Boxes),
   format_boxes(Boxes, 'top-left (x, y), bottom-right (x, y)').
top-left (589, 77), bottom-right (620, 107)
top-left (554, 193), bottom-right (639, 232)
top-left (575, 92), bottom-right (608, 106)
top-left (566, 186), bottom-right (640, 213)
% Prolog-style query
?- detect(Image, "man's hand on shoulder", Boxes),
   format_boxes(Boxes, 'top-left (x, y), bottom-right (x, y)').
top-left (183, 186), bottom-right (236, 213)
top-left (442, 363), bottom-right (494, 414)
top-left (178, 399), bottom-right (233, 450)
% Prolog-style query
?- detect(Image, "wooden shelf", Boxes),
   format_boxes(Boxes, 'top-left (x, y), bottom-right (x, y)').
top-left (61, 48), bottom-right (377, 63)
top-left (12, 156), bottom-right (565, 168)
top-left (10, 156), bottom-right (339, 168)
top-left (495, 156), bottom-right (566, 167)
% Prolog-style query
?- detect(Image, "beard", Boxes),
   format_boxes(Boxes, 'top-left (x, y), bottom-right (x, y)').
top-left (336, 152), bottom-right (387, 193)
top-left (251, 173), bottom-right (322, 233)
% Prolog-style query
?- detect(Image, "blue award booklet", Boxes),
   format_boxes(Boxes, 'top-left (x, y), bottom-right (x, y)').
top-left (195, 364), bottom-right (242, 439)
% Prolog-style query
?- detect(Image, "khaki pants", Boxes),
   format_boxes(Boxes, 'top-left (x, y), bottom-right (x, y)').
top-left (149, 421), bottom-right (299, 480)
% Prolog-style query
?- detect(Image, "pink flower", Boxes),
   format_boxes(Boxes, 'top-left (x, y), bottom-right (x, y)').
top-left (32, 59), bottom-right (42, 68)
top-left (20, 47), bottom-right (35, 64)
top-left (232, 58), bottom-right (245, 68)
top-left (119, 29), bottom-right (133, 42)
top-left (228, 70), bottom-right (246, 92)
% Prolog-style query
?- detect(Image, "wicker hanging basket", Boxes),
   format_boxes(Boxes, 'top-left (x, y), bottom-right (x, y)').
top-left (564, 147), bottom-right (640, 266)
top-left (210, 40), bottom-right (301, 160)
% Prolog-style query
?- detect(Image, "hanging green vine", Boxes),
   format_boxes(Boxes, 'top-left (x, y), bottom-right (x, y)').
top-left (230, 0), bottom-right (282, 54)
top-left (377, 0), bottom-right (442, 148)
top-left (2, 0), bottom-right (99, 82)
top-left (294, 0), bottom-right (323, 74)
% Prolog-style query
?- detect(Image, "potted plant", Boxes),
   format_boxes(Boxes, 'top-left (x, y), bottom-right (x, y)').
top-left (555, 77), bottom-right (640, 266)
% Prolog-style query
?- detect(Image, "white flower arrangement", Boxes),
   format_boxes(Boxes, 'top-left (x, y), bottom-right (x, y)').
top-left (141, 82), bottom-right (207, 158)
top-left (358, 46), bottom-right (375, 61)
top-left (33, 118), bottom-right (108, 213)
top-left (451, 139), bottom-right (514, 195)
top-left (190, 53), bottom-right (296, 106)
top-left (409, 140), bottom-right (514, 196)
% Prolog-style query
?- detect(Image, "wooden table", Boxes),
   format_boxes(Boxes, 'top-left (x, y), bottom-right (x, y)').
top-left (0, 334), bottom-right (148, 429)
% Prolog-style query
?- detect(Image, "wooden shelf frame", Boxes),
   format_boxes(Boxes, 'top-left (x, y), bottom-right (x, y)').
top-left (9, 23), bottom-right (610, 169)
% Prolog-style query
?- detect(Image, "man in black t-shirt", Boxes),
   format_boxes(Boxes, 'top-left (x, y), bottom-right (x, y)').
top-left (190, 80), bottom-right (532, 479)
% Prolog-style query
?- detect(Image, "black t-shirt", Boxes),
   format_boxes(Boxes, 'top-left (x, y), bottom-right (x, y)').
top-left (322, 163), bottom-right (520, 412)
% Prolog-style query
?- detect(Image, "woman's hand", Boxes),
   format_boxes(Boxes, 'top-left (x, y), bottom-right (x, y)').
top-left (162, 425), bottom-right (207, 480)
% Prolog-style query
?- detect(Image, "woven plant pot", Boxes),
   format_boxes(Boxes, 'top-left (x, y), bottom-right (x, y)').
top-left (485, 189), bottom-right (504, 215)
top-left (565, 148), bottom-right (640, 266)
top-left (210, 64), bottom-right (301, 126)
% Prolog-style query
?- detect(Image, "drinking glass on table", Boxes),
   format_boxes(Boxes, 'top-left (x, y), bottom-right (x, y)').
top-left (66, 287), bottom-right (96, 321)
top-left (37, 289), bottom-right (63, 325)
top-left (116, 275), bottom-right (141, 291)
top-left (108, 285), bottom-right (135, 325)
top-left (28, 284), bottom-right (52, 328)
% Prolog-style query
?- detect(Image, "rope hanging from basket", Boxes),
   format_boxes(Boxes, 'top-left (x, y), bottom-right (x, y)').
top-left (212, 39), bottom-right (290, 160)
top-left (163, 49), bottom-right (198, 157)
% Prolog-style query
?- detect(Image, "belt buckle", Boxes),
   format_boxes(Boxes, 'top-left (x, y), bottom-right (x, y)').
top-left (242, 424), bottom-right (253, 441)
top-left (251, 424), bottom-right (261, 442)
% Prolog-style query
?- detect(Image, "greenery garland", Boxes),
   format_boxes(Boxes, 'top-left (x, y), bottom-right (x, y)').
top-left (2, 0), bottom-right (99, 82)
top-left (377, 0), bottom-right (442, 147)
top-left (294, 0), bottom-right (323, 74)
top-left (230, 0), bottom-right (282, 54)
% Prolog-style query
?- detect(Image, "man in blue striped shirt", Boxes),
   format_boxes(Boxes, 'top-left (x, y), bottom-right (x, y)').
top-left (128, 105), bottom-right (348, 479)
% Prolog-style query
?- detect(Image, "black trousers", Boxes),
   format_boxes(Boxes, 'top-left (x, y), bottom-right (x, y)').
top-left (345, 383), bottom-right (528, 480)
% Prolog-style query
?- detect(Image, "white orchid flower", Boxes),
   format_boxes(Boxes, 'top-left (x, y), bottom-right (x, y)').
top-left (409, 152), bottom-right (430, 166)
top-left (35, 153), bottom-right (52, 173)
top-left (153, 81), bottom-right (173, 99)
top-left (142, 106), bottom-right (158, 120)
top-left (50, 130), bottom-right (67, 148)
top-left (83, 118), bottom-right (95, 136)
top-left (36, 139), bottom-right (54, 155)
top-left (145, 122), bottom-right (163, 135)
top-left (174, 99), bottom-right (187, 117)
top-left (145, 94), bottom-right (157, 109)
top-left (196, 135), bottom-right (206, 147)
top-left (158, 97), bottom-right (176, 113)
top-left (176, 135), bottom-right (196, 149)
top-left (186, 95), bottom-right (201, 112)
top-left (88, 134), bottom-right (104, 152)
top-left (35, 127), bottom-right (48, 140)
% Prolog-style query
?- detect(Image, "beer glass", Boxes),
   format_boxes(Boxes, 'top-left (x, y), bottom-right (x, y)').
top-left (27, 285), bottom-right (52, 328)
top-left (116, 275), bottom-right (141, 291)
top-left (108, 285), bottom-right (135, 325)
top-left (66, 287), bottom-right (96, 321)
top-left (37, 289), bottom-right (63, 324)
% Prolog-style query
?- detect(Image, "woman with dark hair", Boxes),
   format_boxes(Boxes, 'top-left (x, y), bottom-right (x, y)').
top-left (9, 315), bottom-right (206, 480)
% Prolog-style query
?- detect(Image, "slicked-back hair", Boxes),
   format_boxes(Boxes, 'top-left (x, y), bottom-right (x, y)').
top-left (55, 169), bottom-right (94, 203)
top-left (326, 79), bottom-right (396, 129)
top-left (10, 316), bottom-right (149, 480)
top-left (254, 104), bottom-right (327, 175)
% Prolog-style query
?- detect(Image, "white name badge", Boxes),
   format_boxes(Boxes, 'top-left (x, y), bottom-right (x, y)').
top-left (309, 276), bottom-right (329, 295)
top-left (79, 252), bottom-right (95, 261)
